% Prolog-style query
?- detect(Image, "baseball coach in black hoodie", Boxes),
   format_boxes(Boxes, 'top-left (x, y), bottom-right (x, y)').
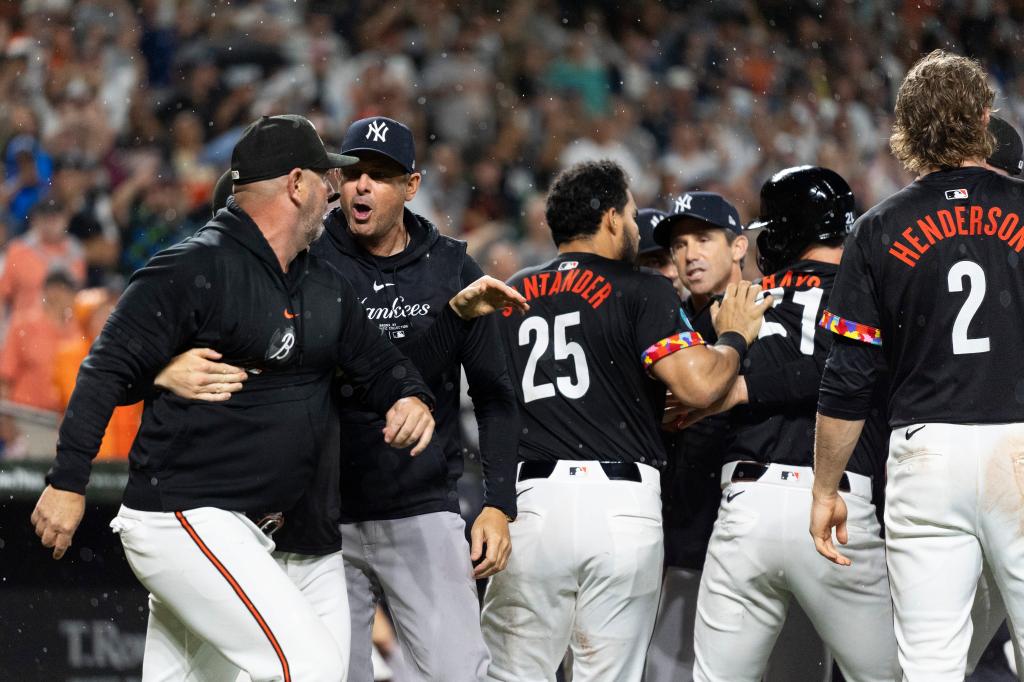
top-left (30, 115), bottom-right (435, 681)
top-left (305, 116), bottom-right (519, 681)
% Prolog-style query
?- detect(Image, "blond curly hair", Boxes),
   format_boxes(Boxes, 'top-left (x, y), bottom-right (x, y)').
top-left (890, 50), bottom-right (995, 174)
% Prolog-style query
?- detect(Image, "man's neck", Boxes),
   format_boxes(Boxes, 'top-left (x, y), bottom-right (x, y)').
top-left (557, 236), bottom-right (619, 260)
top-left (362, 220), bottom-right (410, 257)
top-left (917, 157), bottom-right (986, 179)
top-left (239, 201), bottom-right (299, 273)
top-left (689, 292), bottom-right (712, 310)
top-left (799, 244), bottom-right (842, 265)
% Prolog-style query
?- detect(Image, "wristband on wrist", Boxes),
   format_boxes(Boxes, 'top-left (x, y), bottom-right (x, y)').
top-left (715, 331), bottom-right (748, 364)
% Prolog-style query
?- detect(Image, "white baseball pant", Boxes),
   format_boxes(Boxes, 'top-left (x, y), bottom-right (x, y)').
top-left (693, 463), bottom-right (899, 682)
top-left (644, 567), bottom-right (831, 682)
top-left (885, 422), bottom-right (1024, 681)
top-left (111, 505), bottom-right (345, 682)
top-left (480, 460), bottom-right (663, 682)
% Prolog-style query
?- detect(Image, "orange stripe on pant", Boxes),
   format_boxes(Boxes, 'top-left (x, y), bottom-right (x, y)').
top-left (174, 511), bottom-right (291, 682)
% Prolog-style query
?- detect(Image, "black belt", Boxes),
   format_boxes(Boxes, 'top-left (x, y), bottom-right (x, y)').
top-left (730, 461), bottom-right (851, 493)
top-left (518, 461), bottom-right (642, 482)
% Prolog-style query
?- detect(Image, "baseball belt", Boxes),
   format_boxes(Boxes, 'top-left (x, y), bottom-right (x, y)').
top-left (726, 461), bottom-right (860, 494)
top-left (517, 460), bottom-right (642, 483)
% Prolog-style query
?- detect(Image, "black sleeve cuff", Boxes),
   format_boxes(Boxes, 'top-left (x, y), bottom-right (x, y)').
top-left (45, 459), bottom-right (91, 495)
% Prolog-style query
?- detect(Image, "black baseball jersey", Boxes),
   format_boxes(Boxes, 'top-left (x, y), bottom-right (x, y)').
top-left (724, 260), bottom-right (882, 478)
top-left (663, 297), bottom-right (727, 569)
top-left (499, 253), bottom-right (695, 467)
top-left (825, 167), bottom-right (1024, 427)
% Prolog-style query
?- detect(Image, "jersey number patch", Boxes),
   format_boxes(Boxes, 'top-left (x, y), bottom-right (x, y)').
top-left (519, 312), bottom-right (591, 402)
top-left (758, 287), bottom-right (824, 355)
top-left (947, 260), bottom-right (990, 355)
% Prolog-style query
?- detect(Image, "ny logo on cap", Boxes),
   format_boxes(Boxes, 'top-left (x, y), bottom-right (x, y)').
top-left (366, 120), bottom-right (389, 143)
top-left (675, 194), bottom-right (693, 213)
top-left (650, 213), bottom-right (664, 228)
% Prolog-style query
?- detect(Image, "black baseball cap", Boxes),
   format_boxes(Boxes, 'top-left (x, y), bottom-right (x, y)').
top-left (231, 115), bottom-right (357, 185)
top-left (988, 115), bottom-right (1023, 176)
top-left (653, 191), bottom-right (742, 247)
top-left (341, 116), bottom-right (416, 173)
top-left (637, 208), bottom-right (668, 255)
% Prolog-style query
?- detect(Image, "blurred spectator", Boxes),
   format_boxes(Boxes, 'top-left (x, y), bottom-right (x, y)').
top-left (0, 270), bottom-right (78, 413)
top-left (2, 120), bottom-right (52, 234)
top-left (54, 287), bottom-right (140, 460)
top-left (111, 154), bottom-right (199, 276)
top-left (0, 198), bottom-right (84, 318)
top-left (516, 193), bottom-right (557, 268)
top-left (48, 153), bottom-right (120, 287)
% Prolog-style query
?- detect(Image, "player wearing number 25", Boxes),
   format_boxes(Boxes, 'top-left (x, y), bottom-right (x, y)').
top-left (811, 50), bottom-right (1024, 681)
top-left (481, 160), bottom-right (771, 682)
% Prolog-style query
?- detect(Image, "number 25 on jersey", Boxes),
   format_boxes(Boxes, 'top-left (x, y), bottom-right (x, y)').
top-left (518, 312), bottom-right (591, 402)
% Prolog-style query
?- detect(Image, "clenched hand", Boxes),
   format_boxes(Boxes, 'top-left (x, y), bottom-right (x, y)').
top-left (31, 485), bottom-right (86, 560)
top-left (382, 396), bottom-right (434, 456)
top-left (471, 506), bottom-right (512, 578)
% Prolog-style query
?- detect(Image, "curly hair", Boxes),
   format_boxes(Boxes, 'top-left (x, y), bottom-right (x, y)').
top-left (890, 50), bottom-right (995, 174)
top-left (545, 160), bottom-right (629, 246)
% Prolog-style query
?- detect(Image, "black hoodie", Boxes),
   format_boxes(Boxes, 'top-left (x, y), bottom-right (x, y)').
top-left (49, 198), bottom-right (432, 515)
top-left (313, 208), bottom-right (517, 521)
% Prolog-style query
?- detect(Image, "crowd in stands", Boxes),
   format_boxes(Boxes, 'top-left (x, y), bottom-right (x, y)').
top-left (0, 0), bottom-right (1022, 458)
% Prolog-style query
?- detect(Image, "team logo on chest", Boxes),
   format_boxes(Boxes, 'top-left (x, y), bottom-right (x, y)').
top-left (265, 326), bottom-right (296, 361)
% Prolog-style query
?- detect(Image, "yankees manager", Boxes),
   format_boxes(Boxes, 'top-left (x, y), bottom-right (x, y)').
top-left (31, 114), bottom-right (435, 681)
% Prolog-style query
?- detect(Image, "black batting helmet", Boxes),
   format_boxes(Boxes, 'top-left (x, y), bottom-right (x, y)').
top-left (748, 165), bottom-right (855, 275)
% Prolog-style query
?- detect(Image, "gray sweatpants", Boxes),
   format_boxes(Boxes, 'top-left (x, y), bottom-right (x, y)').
top-left (341, 511), bottom-right (489, 682)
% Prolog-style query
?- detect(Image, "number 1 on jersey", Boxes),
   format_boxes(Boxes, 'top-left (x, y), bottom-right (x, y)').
top-left (519, 312), bottom-right (591, 402)
top-left (757, 286), bottom-right (823, 355)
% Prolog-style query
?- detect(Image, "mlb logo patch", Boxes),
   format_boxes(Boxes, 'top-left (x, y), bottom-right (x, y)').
top-left (945, 188), bottom-right (969, 200)
top-left (390, 330), bottom-right (406, 339)
top-left (569, 466), bottom-right (588, 476)
top-left (559, 261), bottom-right (579, 271)
top-left (780, 471), bottom-right (800, 481)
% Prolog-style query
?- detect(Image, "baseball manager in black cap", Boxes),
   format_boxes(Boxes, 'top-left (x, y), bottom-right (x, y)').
top-left (987, 115), bottom-right (1024, 176)
top-left (33, 114), bottom-right (438, 680)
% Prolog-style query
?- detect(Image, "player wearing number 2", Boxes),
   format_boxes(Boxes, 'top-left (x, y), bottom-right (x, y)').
top-left (479, 160), bottom-right (771, 681)
top-left (684, 166), bottom-right (899, 682)
top-left (811, 50), bottom-right (1024, 681)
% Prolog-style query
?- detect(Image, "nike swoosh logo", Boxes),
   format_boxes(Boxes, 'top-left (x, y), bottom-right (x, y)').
top-left (283, 309), bottom-right (298, 319)
top-left (516, 486), bottom-right (534, 498)
top-left (905, 425), bottom-right (926, 440)
top-left (726, 490), bottom-right (745, 503)
top-left (372, 281), bottom-right (395, 293)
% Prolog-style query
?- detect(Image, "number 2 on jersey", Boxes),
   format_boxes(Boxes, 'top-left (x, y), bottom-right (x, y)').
top-left (947, 260), bottom-right (990, 355)
top-left (519, 312), bottom-right (591, 402)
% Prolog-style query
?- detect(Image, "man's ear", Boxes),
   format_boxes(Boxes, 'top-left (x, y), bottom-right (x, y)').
top-left (405, 172), bottom-right (422, 202)
top-left (286, 168), bottom-right (304, 206)
top-left (604, 206), bottom-right (621, 238)
top-left (732, 233), bottom-right (749, 264)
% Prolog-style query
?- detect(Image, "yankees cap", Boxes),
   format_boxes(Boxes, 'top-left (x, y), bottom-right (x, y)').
top-left (637, 208), bottom-right (668, 255)
top-left (231, 115), bottom-right (357, 185)
top-left (653, 191), bottom-right (742, 247)
top-left (341, 116), bottom-right (416, 173)
top-left (988, 115), bottom-right (1024, 176)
